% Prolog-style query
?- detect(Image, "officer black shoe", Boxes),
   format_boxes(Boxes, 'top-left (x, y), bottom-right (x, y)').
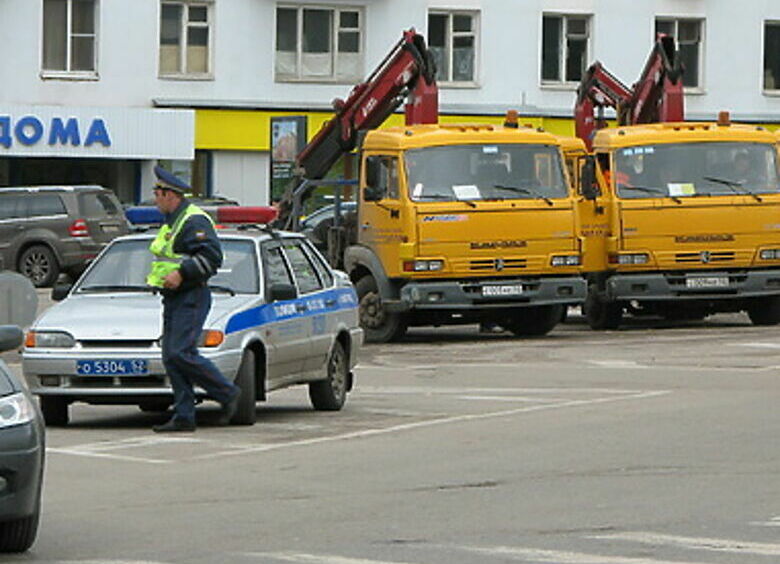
top-left (153, 418), bottom-right (196, 433)
top-left (217, 387), bottom-right (241, 426)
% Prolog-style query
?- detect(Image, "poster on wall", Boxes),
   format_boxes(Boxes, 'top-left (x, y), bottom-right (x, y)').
top-left (270, 116), bottom-right (307, 203)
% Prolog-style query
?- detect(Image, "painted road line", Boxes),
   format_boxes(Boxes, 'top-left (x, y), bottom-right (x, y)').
top-left (588, 360), bottom-right (650, 369)
top-left (591, 531), bottom-right (780, 556)
top-left (455, 395), bottom-right (565, 402)
top-left (192, 390), bottom-right (669, 461)
top-left (455, 544), bottom-right (712, 564)
top-left (751, 516), bottom-right (780, 527)
top-left (244, 552), bottom-right (417, 564)
top-left (355, 386), bottom-right (647, 395)
top-left (48, 436), bottom-right (203, 464)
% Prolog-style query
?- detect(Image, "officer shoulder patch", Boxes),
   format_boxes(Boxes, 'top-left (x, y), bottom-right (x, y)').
top-left (195, 230), bottom-right (207, 240)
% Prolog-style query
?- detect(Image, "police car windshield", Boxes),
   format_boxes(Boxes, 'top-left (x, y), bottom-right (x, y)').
top-left (76, 238), bottom-right (259, 294)
top-left (615, 142), bottom-right (780, 200)
top-left (405, 144), bottom-right (568, 202)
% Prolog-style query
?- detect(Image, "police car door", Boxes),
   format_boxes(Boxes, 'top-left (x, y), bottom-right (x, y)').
top-left (261, 241), bottom-right (307, 380)
top-left (279, 238), bottom-right (330, 373)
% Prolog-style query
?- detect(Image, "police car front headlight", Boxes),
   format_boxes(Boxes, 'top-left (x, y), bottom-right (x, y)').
top-left (0, 393), bottom-right (35, 429)
top-left (25, 331), bottom-right (76, 348)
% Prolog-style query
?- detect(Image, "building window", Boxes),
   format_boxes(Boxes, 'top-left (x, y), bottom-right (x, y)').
top-left (42, 0), bottom-right (97, 75)
top-left (764, 22), bottom-right (780, 91)
top-left (541, 14), bottom-right (590, 84)
top-left (428, 11), bottom-right (478, 84)
top-left (655, 18), bottom-right (703, 88)
top-left (275, 6), bottom-right (363, 82)
top-left (159, 1), bottom-right (212, 77)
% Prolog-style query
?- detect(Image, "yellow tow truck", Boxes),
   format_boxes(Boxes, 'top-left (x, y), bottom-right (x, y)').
top-left (575, 117), bottom-right (780, 328)
top-left (277, 30), bottom-right (585, 341)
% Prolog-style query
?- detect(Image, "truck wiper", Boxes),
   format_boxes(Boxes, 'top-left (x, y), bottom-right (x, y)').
top-left (78, 284), bottom-right (154, 293)
top-left (702, 176), bottom-right (763, 202)
top-left (418, 193), bottom-right (476, 207)
top-left (208, 284), bottom-right (237, 296)
top-left (494, 184), bottom-right (554, 206)
top-left (620, 185), bottom-right (682, 204)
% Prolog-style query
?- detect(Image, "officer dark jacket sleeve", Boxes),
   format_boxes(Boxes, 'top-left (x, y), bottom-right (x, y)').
top-left (173, 214), bottom-right (223, 289)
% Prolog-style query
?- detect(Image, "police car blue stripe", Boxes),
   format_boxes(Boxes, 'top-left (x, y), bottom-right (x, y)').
top-left (224, 287), bottom-right (358, 335)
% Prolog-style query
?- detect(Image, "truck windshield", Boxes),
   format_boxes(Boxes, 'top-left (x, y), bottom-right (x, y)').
top-left (405, 144), bottom-right (568, 202)
top-left (614, 142), bottom-right (780, 200)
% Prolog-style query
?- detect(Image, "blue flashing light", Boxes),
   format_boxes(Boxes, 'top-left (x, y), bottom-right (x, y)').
top-left (125, 206), bottom-right (164, 225)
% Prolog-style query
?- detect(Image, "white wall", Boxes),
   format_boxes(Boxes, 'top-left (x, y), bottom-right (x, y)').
top-left (1, 0), bottom-right (780, 124)
top-left (212, 151), bottom-right (269, 206)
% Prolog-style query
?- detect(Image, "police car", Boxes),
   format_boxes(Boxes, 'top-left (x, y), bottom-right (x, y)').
top-left (22, 207), bottom-right (363, 426)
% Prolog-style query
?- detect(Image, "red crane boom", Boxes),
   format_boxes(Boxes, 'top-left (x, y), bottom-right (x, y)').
top-left (574, 34), bottom-right (684, 150)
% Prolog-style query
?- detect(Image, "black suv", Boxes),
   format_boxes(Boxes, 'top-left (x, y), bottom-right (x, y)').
top-left (0, 186), bottom-right (128, 287)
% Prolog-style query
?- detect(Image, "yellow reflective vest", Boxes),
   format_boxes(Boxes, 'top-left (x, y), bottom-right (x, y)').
top-left (146, 204), bottom-right (215, 288)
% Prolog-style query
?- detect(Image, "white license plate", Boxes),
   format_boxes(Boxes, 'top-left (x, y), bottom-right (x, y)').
top-left (685, 276), bottom-right (729, 289)
top-left (102, 225), bottom-right (119, 233)
top-left (482, 284), bottom-right (524, 297)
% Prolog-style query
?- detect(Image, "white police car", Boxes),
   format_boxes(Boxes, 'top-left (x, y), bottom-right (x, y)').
top-left (22, 207), bottom-right (363, 426)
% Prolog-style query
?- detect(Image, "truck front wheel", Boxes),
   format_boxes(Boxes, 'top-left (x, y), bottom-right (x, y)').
top-left (747, 296), bottom-right (780, 326)
top-left (584, 288), bottom-right (622, 330)
top-left (355, 276), bottom-right (407, 343)
top-left (503, 305), bottom-right (563, 337)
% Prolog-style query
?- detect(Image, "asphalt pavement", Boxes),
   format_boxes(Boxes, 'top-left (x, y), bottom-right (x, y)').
top-left (4, 295), bottom-right (780, 563)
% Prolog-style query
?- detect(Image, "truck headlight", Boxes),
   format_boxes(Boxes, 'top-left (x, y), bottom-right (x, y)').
top-left (403, 259), bottom-right (444, 272)
top-left (609, 253), bottom-right (649, 265)
top-left (551, 255), bottom-right (581, 266)
top-left (760, 249), bottom-right (780, 260)
top-left (0, 393), bottom-right (35, 429)
top-left (25, 331), bottom-right (76, 348)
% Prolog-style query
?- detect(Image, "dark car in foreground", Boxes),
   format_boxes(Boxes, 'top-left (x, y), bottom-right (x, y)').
top-left (0, 326), bottom-right (44, 552)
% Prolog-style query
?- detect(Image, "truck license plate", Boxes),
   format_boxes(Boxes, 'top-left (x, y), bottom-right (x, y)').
top-left (482, 284), bottom-right (523, 297)
top-left (685, 276), bottom-right (729, 289)
top-left (77, 359), bottom-right (148, 376)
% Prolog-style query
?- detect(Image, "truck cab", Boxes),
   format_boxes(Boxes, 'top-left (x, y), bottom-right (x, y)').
top-left (343, 122), bottom-right (586, 341)
top-left (579, 120), bottom-right (780, 328)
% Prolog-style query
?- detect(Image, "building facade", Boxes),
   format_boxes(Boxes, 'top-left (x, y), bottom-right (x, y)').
top-left (1, 0), bottom-right (779, 205)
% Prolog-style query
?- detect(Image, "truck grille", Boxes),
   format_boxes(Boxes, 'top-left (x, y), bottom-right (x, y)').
top-left (675, 251), bottom-right (735, 264)
top-left (469, 258), bottom-right (527, 271)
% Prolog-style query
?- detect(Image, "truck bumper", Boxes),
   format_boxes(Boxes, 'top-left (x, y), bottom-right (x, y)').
top-left (393, 275), bottom-right (586, 311)
top-left (605, 269), bottom-right (780, 301)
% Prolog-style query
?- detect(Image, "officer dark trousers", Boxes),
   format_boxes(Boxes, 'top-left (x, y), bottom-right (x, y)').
top-left (161, 285), bottom-right (238, 423)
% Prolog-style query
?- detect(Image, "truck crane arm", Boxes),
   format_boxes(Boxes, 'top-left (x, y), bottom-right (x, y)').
top-left (574, 34), bottom-right (684, 150)
top-left (274, 29), bottom-right (438, 230)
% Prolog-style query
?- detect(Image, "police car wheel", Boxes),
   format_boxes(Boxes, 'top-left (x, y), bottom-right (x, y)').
top-left (232, 349), bottom-right (257, 425)
top-left (18, 245), bottom-right (60, 288)
top-left (309, 340), bottom-right (348, 411)
top-left (40, 396), bottom-right (69, 426)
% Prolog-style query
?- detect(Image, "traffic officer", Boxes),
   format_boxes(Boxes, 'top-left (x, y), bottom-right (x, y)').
top-left (148, 165), bottom-right (241, 432)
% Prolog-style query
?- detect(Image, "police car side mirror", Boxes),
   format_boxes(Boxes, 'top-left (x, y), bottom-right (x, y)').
top-left (268, 283), bottom-right (297, 302)
top-left (0, 326), bottom-right (23, 353)
top-left (581, 156), bottom-right (599, 200)
top-left (51, 283), bottom-right (73, 302)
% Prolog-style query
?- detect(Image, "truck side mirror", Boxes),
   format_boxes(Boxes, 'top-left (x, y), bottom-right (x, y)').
top-left (580, 156), bottom-right (599, 200)
top-left (364, 157), bottom-right (383, 201)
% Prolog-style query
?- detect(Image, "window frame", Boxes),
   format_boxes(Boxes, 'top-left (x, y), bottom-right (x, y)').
top-left (540, 13), bottom-right (591, 88)
top-left (427, 10), bottom-right (480, 87)
top-left (40, 0), bottom-right (99, 80)
top-left (159, 0), bottom-right (215, 80)
top-left (655, 16), bottom-right (705, 92)
top-left (274, 4), bottom-right (364, 83)
top-left (281, 238), bottom-right (326, 296)
top-left (763, 20), bottom-right (780, 94)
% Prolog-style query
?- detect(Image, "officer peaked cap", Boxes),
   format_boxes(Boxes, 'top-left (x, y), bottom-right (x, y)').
top-left (154, 165), bottom-right (190, 194)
